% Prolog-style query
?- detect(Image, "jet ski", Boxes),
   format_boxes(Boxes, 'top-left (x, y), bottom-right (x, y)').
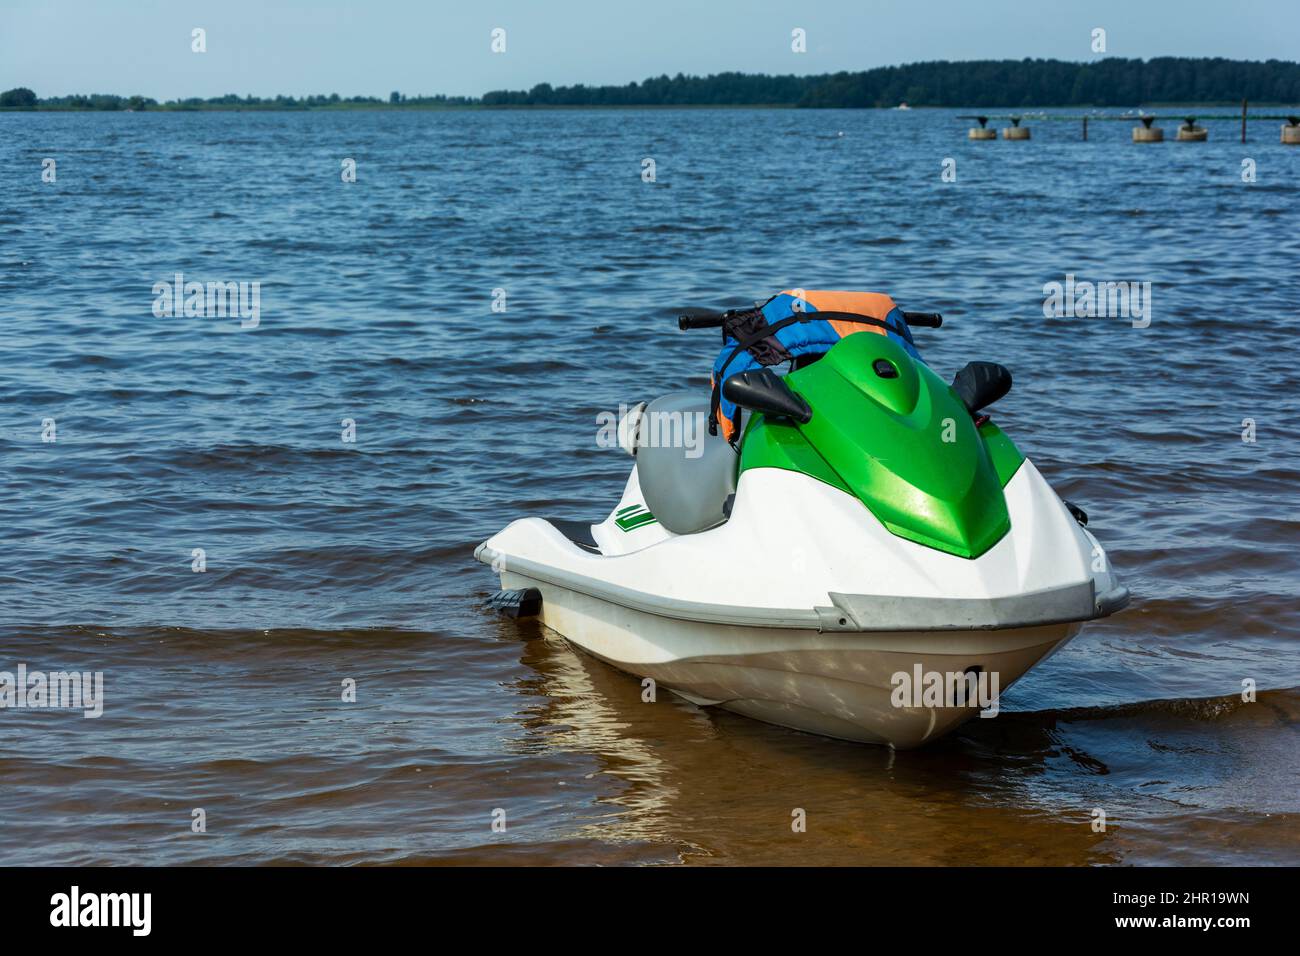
top-left (476, 290), bottom-right (1129, 748)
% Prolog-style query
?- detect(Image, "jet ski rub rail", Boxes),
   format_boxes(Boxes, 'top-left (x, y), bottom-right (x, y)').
top-left (820, 582), bottom-right (1130, 632)
top-left (474, 543), bottom-right (1130, 632)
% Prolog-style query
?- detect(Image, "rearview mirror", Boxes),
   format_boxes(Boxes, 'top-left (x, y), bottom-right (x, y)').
top-left (722, 369), bottom-right (813, 424)
top-left (952, 362), bottom-right (1012, 413)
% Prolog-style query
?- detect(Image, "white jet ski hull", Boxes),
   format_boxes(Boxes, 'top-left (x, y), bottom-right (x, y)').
top-left (495, 563), bottom-right (1079, 746)
top-left (478, 462), bottom-right (1127, 748)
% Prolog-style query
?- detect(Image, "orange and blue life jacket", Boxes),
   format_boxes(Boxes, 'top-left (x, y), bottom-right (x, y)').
top-left (709, 290), bottom-right (923, 442)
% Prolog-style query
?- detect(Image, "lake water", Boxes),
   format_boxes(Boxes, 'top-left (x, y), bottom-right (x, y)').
top-left (1, 107), bottom-right (1298, 864)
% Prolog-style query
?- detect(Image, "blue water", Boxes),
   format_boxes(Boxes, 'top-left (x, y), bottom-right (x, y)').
top-left (1, 108), bottom-right (1298, 864)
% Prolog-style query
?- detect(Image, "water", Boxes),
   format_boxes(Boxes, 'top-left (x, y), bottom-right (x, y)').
top-left (2, 108), bottom-right (1298, 865)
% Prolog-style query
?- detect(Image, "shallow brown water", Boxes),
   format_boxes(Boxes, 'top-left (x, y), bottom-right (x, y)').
top-left (2, 622), bottom-right (1296, 865)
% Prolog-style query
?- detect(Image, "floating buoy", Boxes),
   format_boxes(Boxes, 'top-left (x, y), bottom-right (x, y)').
top-left (1283, 117), bottom-right (1300, 145)
top-left (1132, 115), bottom-right (1164, 142)
top-left (966, 115), bottom-right (996, 140)
top-left (1176, 116), bottom-right (1207, 141)
top-left (1002, 115), bottom-right (1030, 140)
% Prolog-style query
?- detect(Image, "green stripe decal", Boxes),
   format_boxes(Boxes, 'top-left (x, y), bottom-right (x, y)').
top-left (614, 504), bottom-right (658, 531)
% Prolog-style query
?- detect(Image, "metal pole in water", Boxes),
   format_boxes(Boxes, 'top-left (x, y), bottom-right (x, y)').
top-left (1242, 99), bottom-right (1248, 144)
top-left (1083, 116), bottom-right (1088, 141)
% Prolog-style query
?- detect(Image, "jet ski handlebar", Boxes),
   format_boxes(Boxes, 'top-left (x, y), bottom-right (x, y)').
top-left (678, 314), bottom-right (727, 330)
top-left (679, 310), bottom-right (942, 331)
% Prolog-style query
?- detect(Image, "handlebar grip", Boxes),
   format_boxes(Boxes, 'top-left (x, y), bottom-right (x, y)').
top-left (682, 310), bottom-right (940, 330)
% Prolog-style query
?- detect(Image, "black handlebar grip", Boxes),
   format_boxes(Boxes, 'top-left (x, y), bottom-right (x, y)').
top-left (902, 311), bottom-right (943, 328)
top-left (678, 314), bottom-right (726, 330)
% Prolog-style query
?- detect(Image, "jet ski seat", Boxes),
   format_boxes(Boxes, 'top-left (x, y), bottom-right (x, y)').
top-left (547, 519), bottom-right (601, 553)
top-left (634, 392), bottom-right (738, 535)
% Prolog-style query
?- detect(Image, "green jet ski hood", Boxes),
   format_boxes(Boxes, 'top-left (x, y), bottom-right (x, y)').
top-left (737, 333), bottom-right (1025, 559)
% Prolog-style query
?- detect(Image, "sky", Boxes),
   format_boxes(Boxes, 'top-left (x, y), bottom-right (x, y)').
top-left (1, 0), bottom-right (1295, 101)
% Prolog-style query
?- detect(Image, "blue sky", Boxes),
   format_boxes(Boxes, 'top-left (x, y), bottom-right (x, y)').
top-left (2, 0), bottom-right (1295, 100)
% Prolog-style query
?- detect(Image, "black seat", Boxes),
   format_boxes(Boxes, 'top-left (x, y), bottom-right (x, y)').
top-left (548, 519), bottom-right (601, 554)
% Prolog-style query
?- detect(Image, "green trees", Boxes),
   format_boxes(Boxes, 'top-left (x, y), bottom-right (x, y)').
top-left (0, 87), bottom-right (38, 109)
top-left (20, 92), bottom-right (158, 110)
top-left (477, 59), bottom-right (1300, 108)
top-left (5, 59), bottom-right (1298, 111)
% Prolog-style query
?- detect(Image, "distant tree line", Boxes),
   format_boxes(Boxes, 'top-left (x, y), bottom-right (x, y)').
top-left (1, 88), bottom-right (479, 111)
top-left (480, 72), bottom-right (813, 106)
top-left (793, 58), bottom-right (1300, 107)
top-left (484, 59), bottom-right (1300, 107)
top-left (4, 58), bottom-right (1299, 112)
